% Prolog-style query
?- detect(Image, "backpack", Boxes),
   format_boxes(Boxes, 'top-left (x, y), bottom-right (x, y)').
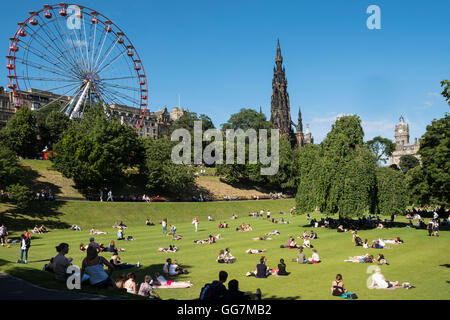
top-left (341, 292), bottom-right (358, 300)
top-left (199, 281), bottom-right (222, 300)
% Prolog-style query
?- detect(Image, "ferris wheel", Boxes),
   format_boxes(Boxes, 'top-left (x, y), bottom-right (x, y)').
top-left (6, 3), bottom-right (148, 128)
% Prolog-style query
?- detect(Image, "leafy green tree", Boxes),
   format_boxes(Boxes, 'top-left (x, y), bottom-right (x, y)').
top-left (51, 106), bottom-right (145, 194)
top-left (296, 115), bottom-right (377, 219)
top-left (404, 166), bottom-right (430, 206)
top-left (221, 108), bottom-right (272, 131)
top-left (416, 113), bottom-right (450, 206)
top-left (441, 80), bottom-right (450, 105)
top-left (375, 167), bottom-right (407, 220)
top-left (366, 136), bottom-right (396, 164)
top-left (0, 145), bottom-right (24, 189)
top-left (0, 107), bottom-right (39, 158)
top-left (5, 184), bottom-right (34, 210)
top-left (142, 137), bottom-right (195, 195)
top-left (36, 103), bottom-right (70, 149)
top-left (399, 154), bottom-right (420, 172)
top-left (170, 111), bottom-right (215, 134)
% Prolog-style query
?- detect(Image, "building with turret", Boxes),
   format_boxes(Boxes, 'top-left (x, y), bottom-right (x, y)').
top-left (390, 116), bottom-right (420, 167)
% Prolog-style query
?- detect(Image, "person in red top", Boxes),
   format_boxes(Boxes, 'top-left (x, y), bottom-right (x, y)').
top-left (25, 229), bottom-right (31, 239)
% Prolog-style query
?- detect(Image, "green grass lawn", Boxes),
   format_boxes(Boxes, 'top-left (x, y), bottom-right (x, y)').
top-left (0, 199), bottom-right (449, 300)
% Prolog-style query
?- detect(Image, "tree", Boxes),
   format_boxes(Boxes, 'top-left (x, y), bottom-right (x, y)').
top-left (399, 154), bottom-right (420, 172)
top-left (221, 108), bottom-right (272, 131)
top-left (404, 166), bottom-right (430, 206)
top-left (296, 115), bottom-right (378, 219)
top-left (5, 184), bottom-right (34, 210)
top-left (0, 144), bottom-right (24, 189)
top-left (51, 106), bottom-right (145, 194)
top-left (366, 136), bottom-right (396, 164)
top-left (375, 167), bottom-right (407, 219)
top-left (36, 103), bottom-right (70, 149)
top-left (441, 80), bottom-right (450, 106)
top-left (0, 107), bottom-right (39, 158)
top-left (416, 113), bottom-right (450, 206)
top-left (170, 111), bottom-right (215, 134)
top-left (142, 137), bottom-right (195, 195)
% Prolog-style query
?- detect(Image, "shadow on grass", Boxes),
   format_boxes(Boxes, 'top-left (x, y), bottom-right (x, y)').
top-left (0, 200), bottom-right (70, 232)
top-left (261, 294), bottom-right (301, 300)
top-left (21, 166), bottom-right (63, 198)
top-left (440, 264), bottom-right (450, 268)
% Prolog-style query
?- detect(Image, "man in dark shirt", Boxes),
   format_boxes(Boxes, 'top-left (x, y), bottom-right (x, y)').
top-left (256, 257), bottom-right (270, 278)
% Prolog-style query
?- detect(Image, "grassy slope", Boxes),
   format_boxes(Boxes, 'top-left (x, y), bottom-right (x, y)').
top-left (0, 199), bottom-right (449, 300)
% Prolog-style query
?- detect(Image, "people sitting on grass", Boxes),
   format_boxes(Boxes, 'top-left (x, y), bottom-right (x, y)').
top-left (383, 237), bottom-right (404, 244)
top-left (208, 215), bottom-right (214, 221)
top-left (194, 235), bottom-right (217, 244)
top-left (363, 239), bottom-right (370, 249)
top-left (275, 259), bottom-right (290, 276)
top-left (283, 236), bottom-right (299, 249)
top-left (71, 225), bottom-right (81, 231)
top-left (231, 213), bottom-right (238, 220)
top-left (79, 243), bottom-right (87, 252)
top-left (138, 275), bottom-right (161, 299)
top-left (293, 248), bottom-right (307, 264)
top-left (300, 230), bottom-right (309, 239)
top-left (302, 237), bottom-right (313, 248)
top-left (372, 238), bottom-right (387, 249)
top-left (217, 250), bottom-right (226, 263)
top-left (309, 230), bottom-right (318, 239)
top-left (163, 258), bottom-right (189, 275)
top-left (246, 256), bottom-right (271, 278)
top-left (236, 224), bottom-right (252, 232)
top-left (51, 243), bottom-right (73, 281)
top-left (158, 245), bottom-right (178, 253)
top-left (224, 248), bottom-right (236, 263)
top-left (223, 279), bottom-right (261, 300)
top-left (218, 221), bottom-right (228, 228)
top-left (115, 273), bottom-right (126, 289)
top-left (307, 249), bottom-right (320, 264)
top-left (80, 246), bottom-right (116, 289)
top-left (337, 225), bottom-right (345, 233)
top-left (145, 219), bottom-right (154, 226)
top-left (331, 274), bottom-right (348, 296)
top-left (124, 272), bottom-right (137, 294)
top-left (246, 249), bottom-right (267, 254)
top-left (105, 240), bottom-right (124, 253)
top-left (110, 250), bottom-right (140, 270)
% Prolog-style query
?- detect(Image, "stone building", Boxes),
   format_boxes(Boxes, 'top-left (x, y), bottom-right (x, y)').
top-left (390, 116), bottom-right (420, 167)
top-left (270, 40), bottom-right (313, 147)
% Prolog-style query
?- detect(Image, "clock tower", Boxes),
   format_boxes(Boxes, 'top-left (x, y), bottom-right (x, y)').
top-left (394, 116), bottom-right (409, 148)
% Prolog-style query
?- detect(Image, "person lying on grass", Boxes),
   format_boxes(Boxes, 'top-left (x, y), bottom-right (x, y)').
top-left (370, 267), bottom-right (413, 290)
top-left (253, 236), bottom-right (272, 241)
top-left (266, 230), bottom-right (280, 236)
top-left (246, 249), bottom-right (267, 254)
top-left (110, 250), bottom-right (140, 270)
top-left (158, 245), bottom-right (178, 253)
top-left (151, 272), bottom-right (192, 288)
top-left (90, 227), bottom-right (107, 235)
top-left (344, 254), bottom-right (376, 263)
top-left (194, 235), bottom-right (217, 244)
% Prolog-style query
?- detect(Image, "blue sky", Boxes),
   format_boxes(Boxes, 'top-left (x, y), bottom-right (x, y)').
top-left (1, 0), bottom-right (449, 143)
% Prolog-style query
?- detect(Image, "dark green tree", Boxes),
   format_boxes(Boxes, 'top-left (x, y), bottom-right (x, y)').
top-left (5, 184), bottom-right (34, 210)
top-left (0, 145), bottom-right (24, 189)
top-left (375, 167), bottom-right (407, 220)
top-left (142, 137), bottom-right (195, 195)
top-left (404, 166), bottom-right (430, 206)
top-left (0, 107), bottom-right (39, 158)
top-left (416, 113), bottom-right (450, 206)
top-left (399, 154), bottom-right (420, 172)
top-left (221, 108), bottom-right (272, 131)
top-left (51, 106), bottom-right (145, 194)
top-left (366, 136), bottom-right (396, 164)
top-left (441, 80), bottom-right (450, 105)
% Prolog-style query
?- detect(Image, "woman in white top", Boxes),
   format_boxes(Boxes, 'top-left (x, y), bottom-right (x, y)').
top-left (308, 249), bottom-right (320, 263)
top-left (370, 267), bottom-right (400, 289)
top-left (124, 272), bottom-right (137, 294)
top-left (192, 217), bottom-right (199, 232)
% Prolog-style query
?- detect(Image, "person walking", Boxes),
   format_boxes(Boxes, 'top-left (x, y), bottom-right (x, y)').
top-left (192, 217), bottom-right (199, 232)
top-left (0, 224), bottom-right (8, 246)
top-left (162, 218), bottom-right (168, 235)
top-left (99, 190), bottom-right (103, 202)
top-left (17, 234), bottom-right (31, 264)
